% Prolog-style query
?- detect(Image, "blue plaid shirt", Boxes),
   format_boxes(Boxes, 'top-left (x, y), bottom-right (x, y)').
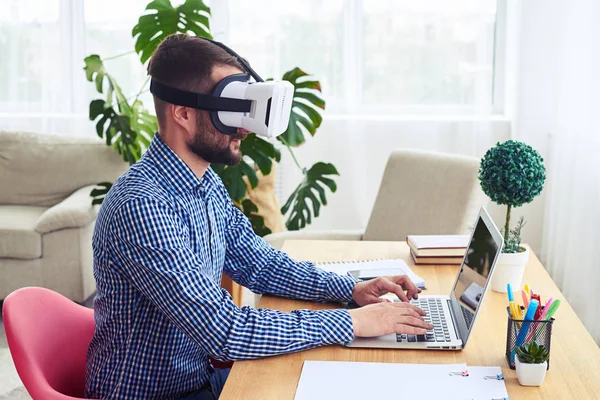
top-left (85, 134), bottom-right (357, 400)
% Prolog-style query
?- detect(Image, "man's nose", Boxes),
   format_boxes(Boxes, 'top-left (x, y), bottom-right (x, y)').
top-left (237, 128), bottom-right (251, 135)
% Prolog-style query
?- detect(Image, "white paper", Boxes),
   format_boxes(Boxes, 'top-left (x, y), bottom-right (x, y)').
top-left (315, 259), bottom-right (426, 288)
top-left (463, 366), bottom-right (510, 400)
top-left (294, 361), bottom-right (468, 400)
top-left (294, 361), bottom-right (509, 400)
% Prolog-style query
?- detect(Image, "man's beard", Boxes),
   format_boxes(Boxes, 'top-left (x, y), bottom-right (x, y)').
top-left (187, 110), bottom-right (244, 166)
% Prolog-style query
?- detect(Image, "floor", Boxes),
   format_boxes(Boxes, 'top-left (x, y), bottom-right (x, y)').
top-left (0, 288), bottom-right (257, 399)
top-left (0, 316), bottom-right (29, 400)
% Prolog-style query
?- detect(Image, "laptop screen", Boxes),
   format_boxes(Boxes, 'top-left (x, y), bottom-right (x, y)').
top-left (452, 215), bottom-right (501, 331)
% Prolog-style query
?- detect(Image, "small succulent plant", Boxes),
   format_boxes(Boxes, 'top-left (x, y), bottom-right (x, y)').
top-left (515, 342), bottom-right (550, 364)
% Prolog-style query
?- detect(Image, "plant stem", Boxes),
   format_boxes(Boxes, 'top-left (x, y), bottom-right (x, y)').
top-left (504, 205), bottom-right (512, 243)
top-left (102, 50), bottom-right (136, 62)
top-left (133, 76), bottom-right (151, 103)
top-left (285, 144), bottom-right (303, 170)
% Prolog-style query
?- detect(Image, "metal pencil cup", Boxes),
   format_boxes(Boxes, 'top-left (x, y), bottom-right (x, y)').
top-left (505, 306), bottom-right (554, 370)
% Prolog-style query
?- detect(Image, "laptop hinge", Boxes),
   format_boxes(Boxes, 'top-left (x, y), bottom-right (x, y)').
top-left (447, 299), bottom-right (461, 343)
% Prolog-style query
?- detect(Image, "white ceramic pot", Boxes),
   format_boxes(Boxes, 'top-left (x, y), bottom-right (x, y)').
top-left (490, 247), bottom-right (530, 293)
top-left (515, 357), bottom-right (547, 386)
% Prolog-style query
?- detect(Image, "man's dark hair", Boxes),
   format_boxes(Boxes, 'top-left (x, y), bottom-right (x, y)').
top-left (147, 33), bottom-right (243, 121)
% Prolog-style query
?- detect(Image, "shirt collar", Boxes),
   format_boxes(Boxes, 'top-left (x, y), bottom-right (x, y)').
top-left (146, 133), bottom-right (219, 198)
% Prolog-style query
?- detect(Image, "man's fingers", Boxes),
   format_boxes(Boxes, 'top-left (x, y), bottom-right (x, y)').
top-left (399, 316), bottom-right (434, 330)
top-left (376, 278), bottom-right (409, 302)
top-left (395, 325), bottom-right (428, 335)
top-left (398, 307), bottom-right (425, 319)
top-left (392, 275), bottom-right (420, 299)
top-left (390, 301), bottom-right (426, 316)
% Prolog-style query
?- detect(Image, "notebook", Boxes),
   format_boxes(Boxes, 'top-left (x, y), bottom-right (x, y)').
top-left (406, 234), bottom-right (470, 257)
top-left (315, 259), bottom-right (426, 289)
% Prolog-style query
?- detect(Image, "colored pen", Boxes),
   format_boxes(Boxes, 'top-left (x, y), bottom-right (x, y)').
top-left (526, 298), bottom-right (554, 342)
top-left (507, 283), bottom-right (521, 327)
top-left (543, 299), bottom-right (561, 320)
top-left (521, 290), bottom-right (530, 309)
top-left (511, 299), bottom-right (539, 363)
top-left (531, 300), bottom-right (561, 342)
top-left (509, 302), bottom-right (522, 330)
top-left (531, 294), bottom-right (543, 319)
top-left (524, 284), bottom-right (531, 297)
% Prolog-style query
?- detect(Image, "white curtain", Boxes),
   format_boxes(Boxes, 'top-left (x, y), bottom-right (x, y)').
top-left (537, 0), bottom-right (600, 344)
top-left (0, 0), bottom-right (149, 136)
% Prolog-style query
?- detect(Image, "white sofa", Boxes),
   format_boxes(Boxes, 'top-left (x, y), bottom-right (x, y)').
top-left (0, 131), bottom-right (128, 302)
top-left (264, 149), bottom-right (489, 249)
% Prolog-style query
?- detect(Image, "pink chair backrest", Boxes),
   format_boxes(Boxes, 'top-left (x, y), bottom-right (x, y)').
top-left (2, 287), bottom-right (97, 400)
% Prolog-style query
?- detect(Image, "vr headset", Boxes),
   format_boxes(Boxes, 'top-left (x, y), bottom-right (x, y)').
top-left (149, 37), bottom-right (294, 139)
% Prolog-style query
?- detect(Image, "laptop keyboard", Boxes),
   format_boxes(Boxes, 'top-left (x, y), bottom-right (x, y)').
top-left (396, 298), bottom-right (452, 343)
top-left (461, 305), bottom-right (474, 327)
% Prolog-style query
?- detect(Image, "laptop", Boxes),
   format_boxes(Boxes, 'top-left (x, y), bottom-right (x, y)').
top-left (346, 207), bottom-right (503, 350)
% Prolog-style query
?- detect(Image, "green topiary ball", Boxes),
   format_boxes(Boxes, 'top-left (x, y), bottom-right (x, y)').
top-left (479, 140), bottom-right (546, 207)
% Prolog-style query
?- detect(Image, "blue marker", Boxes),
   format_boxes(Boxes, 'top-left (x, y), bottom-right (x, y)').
top-left (511, 299), bottom-right (539, 363)
top-left (507, 283), bottom-right (514, 302)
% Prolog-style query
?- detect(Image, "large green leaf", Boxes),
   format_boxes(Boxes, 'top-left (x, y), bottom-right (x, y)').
top-left (281, 162), bottom-right (339, 230)
top-left (130, 99), bottom-right (157, 150)
top-left (213, 133), bottom-right (281, 200)
top-left (212, 160), bottom-right (257, 202)
top-left (277, 67), bottom-right (326, 147)
top-left (132, 0), bottom-right (212, 64)
top-left (240, 133), bottom-right (281, 175)
top-left (89, 99), bottom-right (141, 165)
top-left (90, 182), bottom-right (113, 206)
top-left (240, 199), bottom-right (272, 237)
top-left (84, 55), bottom-right (131, 114)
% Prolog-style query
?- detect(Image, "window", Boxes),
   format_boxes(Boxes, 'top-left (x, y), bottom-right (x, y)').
top-left (84, 0), bottom-right (152, 107)
top-left (0, 0), bottom-right (63, 113)
top-left (226, 0), bottom-right (501, 114)
top-left (0, 0), bottom-right (503, 130)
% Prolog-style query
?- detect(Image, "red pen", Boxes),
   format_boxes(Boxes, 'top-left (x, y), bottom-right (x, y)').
top-left (531, 294), bottom-right (543, 319)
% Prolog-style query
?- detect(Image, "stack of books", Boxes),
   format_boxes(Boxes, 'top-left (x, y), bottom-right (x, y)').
top-left (406, 235), bottom-right (470, 265)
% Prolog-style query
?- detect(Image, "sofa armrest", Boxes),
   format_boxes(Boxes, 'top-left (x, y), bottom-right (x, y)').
top-left (263, 229), bottom-right (364, 250)
top-left (34, 185), bottom-right (98, 234)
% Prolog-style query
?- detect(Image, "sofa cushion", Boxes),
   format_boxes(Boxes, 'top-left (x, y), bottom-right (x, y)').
top-left (0, 131), bottom-right (129, 207)
top-left (0, 205), bottom-right (46, 259)
top-left (34, 185), bottom-right (98, 234)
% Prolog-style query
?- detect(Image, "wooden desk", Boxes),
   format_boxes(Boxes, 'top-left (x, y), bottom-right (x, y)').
top-left (220, 241), bottom-right (600, 400)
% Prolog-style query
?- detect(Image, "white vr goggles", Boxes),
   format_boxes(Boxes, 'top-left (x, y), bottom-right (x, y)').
top-left (150, 38), bottom-right (294, 139)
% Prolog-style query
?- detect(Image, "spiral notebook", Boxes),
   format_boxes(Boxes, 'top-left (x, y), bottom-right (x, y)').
top-left (315, 259), bottom-right (426, 289)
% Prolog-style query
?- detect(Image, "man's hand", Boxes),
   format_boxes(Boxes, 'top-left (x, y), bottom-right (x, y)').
top-left (348, 302), bottom-right (433, 337)
top-left (352, 276), bottom-right (421, 306)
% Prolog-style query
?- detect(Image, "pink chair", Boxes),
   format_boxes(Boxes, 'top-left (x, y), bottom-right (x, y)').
top-left (2, 287), bottom-right (99, 399)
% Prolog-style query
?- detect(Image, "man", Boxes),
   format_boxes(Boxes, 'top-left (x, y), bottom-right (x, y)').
top-left (85, 33), bottom-right (432, 400)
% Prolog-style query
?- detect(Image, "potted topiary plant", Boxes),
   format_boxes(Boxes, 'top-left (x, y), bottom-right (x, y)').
top-left (479, 140), bottom-right (546, 292)
top-left (515, 342), bottom-right (550, 386)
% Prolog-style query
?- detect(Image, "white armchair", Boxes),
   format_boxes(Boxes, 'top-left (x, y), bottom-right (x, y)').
top-left (0, 131), bottom-right (128, 302)
top-left (264, 149), bottom-right (489, 249)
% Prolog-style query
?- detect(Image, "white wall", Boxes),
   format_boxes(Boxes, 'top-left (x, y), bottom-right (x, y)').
top-left (506, 0), bottom-right (563, 257)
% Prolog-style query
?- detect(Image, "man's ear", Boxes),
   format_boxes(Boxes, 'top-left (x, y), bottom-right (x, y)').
top-left (170, 104), bottom-right (196, 133)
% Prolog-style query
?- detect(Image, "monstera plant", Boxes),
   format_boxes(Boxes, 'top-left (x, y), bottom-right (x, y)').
top-left (85, 0), bottom-right (338, 235)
